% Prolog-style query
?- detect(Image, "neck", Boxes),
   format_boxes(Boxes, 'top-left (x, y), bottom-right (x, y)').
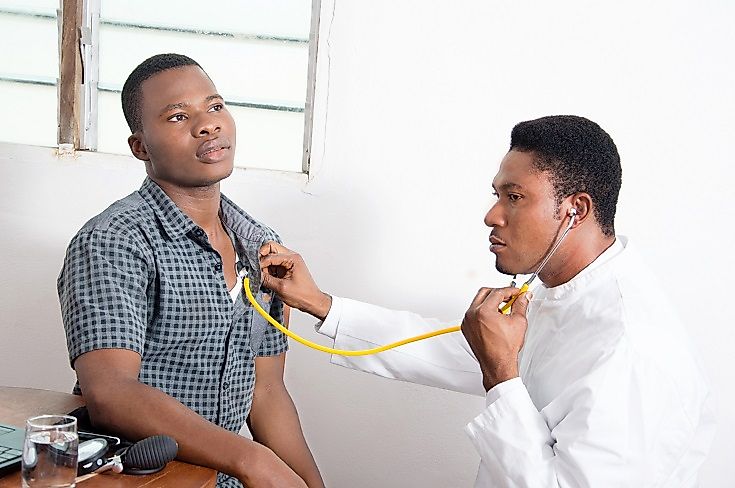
top-left (538, 231), bottom-right (616, 288)
top-left (154, 179), bottom-right (223, 234)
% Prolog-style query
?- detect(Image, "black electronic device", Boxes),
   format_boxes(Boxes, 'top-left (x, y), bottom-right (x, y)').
top-left (78, 434), bottom-right (178, 476)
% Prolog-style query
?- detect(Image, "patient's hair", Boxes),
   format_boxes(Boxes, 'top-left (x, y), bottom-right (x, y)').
top-left (121, 53), bottom-right (202, 133)
top-left (510, 115), bottom-right (622, 237)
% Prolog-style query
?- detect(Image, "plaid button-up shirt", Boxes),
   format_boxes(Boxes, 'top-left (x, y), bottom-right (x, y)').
top-left (58, 177), bottom-right (287, 487)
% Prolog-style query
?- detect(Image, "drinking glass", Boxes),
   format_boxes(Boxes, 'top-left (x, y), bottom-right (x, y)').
top-left (22, 414), bottom-right (78, 488)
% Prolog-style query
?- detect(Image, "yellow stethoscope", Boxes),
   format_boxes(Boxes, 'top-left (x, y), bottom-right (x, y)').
top-left (244, 210), bottom-right (577, 356)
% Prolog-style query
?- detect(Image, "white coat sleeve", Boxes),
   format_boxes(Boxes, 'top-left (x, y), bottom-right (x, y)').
top-left (316, 296), bottom-right (485, 396)
top-left (465, 343), bottom-right (712, 487)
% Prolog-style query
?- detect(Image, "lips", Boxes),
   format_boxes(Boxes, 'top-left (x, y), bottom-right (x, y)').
top-left (489, 235), bottom-right (506, 246)
top-left (196, 137), bottom-right (231, 162)
top-left (489, 234), bottom-right (506, 253)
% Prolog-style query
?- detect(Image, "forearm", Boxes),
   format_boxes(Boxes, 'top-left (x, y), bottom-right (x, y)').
top-left (83, 377), bottom-right (268, 483)
top-left (321, 297), bottom-right (485, 396)
top-left (249, 385), bottom-right (324, 488)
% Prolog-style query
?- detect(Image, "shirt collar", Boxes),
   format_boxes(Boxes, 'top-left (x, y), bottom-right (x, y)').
top-left (138, 177), bottom-right (273, 245)
top-left (138, 177), bottom-right (197, 240)
top-left (219, 193), bottom-right (268, 243)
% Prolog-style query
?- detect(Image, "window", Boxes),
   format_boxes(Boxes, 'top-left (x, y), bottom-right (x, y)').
top-left (0, 1), bottom-right (59, 147)
top-left (0, 0), bottom-right (318, 173)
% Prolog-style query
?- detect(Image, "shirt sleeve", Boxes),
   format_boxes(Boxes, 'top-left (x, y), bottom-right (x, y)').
top-left (57, 228), bottom-right (151, 366)
top-left (315, 296), bottom-right (485, 396)
top-left (255, 293), bottom-right (288, 357)
top-left (464, 344), bottom-right (710, 487)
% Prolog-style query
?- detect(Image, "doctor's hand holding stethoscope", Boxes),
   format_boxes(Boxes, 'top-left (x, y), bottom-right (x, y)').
top-left (461, 287), bottom-right (531, 392)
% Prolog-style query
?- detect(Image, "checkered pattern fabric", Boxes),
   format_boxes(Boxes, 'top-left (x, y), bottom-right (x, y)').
top-left (58, 178), bottom-right (287, 488)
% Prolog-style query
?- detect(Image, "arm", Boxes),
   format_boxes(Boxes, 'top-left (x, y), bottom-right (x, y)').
top-left (247, 353), bottom-right (324, 488)
top-left (464, 350), bottom-right (685, 487)
top-left (460, 288), bottom-right (704, 487)
top-left (320, 296), bottom-right (485, 395)
top-left (75, 350), bottom-right (305, 487)
top-left (258, 241), bottom-right (484, 396)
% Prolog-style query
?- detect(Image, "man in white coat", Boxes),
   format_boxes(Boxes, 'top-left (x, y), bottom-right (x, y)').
top-left (258, 115), bottom-right (715, 487)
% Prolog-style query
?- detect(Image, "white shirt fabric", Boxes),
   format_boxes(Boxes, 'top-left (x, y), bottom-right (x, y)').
top-left (316, 237), bottom-right (715, 487)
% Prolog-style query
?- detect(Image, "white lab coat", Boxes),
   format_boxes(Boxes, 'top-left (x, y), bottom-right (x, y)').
top-left (316, 237), bottom-right (715, 487)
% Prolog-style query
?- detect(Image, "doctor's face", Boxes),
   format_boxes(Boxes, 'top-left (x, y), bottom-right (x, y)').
top-left (484, 150), bottom-right (565, 276)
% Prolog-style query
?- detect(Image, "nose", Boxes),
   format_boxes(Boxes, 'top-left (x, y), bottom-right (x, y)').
top-left (192, 112), bottom-right (220, 137)
top-left (484, 201), bottom-right (505, 228)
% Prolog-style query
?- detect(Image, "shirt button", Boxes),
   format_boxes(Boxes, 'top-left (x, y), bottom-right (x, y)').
top-left (222, 381), bottom-right (230, 390)
top-left (194, 229), bottom-right (204, 237)
top-left (214, 262), bottom-right (222, 271)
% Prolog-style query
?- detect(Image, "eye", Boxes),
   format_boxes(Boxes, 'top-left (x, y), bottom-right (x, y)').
top-left (508, 193), bottom-right (522, 202)
top-left (209, 103), bottom-right (224, 112)
top-left (167, 113), bottom-right (187, 122)
top-left (491, 191), bottom-right (499, 199)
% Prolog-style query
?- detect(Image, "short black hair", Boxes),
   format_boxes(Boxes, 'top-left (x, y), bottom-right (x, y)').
top-left (121, 53), bottom-right (202, 133)
top-left (510, 115), bottom-right (622, 237)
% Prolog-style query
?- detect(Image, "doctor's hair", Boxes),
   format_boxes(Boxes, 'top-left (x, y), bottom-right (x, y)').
top-left (510, 115), bottom-right (622, 237)
top-left (121, 53), bottom-right (204, 133)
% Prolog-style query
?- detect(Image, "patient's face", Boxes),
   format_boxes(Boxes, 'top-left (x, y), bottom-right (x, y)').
top-left (133, 65), bottom-right (236, 189)
top-left (483, 150), bottom-right (564, 276)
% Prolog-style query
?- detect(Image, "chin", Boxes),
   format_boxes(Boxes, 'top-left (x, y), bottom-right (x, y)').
top-left (196, 162), bottom-right (234, 187)
top-left (494, 259), bottom-right (517, 276)
top-left (494, 256), bottom-right (533, 277)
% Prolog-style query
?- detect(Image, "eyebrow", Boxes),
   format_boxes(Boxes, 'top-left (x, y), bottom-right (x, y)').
top-left (492, 182), bottom-right (524, 192)
top-left (159, 94), bottom-right (224, 116)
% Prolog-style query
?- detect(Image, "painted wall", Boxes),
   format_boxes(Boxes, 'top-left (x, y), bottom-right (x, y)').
top-left (1, 0), bottom-right (733, 486)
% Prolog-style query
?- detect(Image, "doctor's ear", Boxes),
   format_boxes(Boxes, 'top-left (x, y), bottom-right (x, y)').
top-left (128, 133), bottom-right (150, 162)
top-left (565, 193), bottom-right (592, 226)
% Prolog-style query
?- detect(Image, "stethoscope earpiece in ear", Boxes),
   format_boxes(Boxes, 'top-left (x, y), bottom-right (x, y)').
top-left (568, 207), bottom-right (578, 217)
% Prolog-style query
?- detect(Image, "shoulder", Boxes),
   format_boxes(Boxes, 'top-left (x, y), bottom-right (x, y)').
top-left (604, 241), bottom-right (707, 389)
top-left (77, 191), bottom-right (150, 235)
top-left (67, 191), bottom-right (156, 257)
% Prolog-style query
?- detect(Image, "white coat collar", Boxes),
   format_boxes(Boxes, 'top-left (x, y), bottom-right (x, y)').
top-left (534, 235), bottom-right (627, 301)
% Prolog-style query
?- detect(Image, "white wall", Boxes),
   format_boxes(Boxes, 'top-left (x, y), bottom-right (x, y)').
top-left (1, 0), bottom-right (733, 486)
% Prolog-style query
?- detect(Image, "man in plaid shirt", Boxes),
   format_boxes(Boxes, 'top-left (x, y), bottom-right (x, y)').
top-left (58, 54), bottom-right (322, 488)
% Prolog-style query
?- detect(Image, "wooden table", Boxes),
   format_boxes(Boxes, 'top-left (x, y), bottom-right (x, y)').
top-left (0, 387), bottom-right (217, 487)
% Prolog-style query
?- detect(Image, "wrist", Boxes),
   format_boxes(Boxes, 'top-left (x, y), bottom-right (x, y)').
top-left (482, 360), bottom-right (518, 392)
top-left (308, 292), bottom-right (332, 321)
top-left (233, 442), bottom-right (271, 485)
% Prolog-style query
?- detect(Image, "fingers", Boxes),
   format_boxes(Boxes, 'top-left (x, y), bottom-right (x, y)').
top-left (469, 287), bottom-right (494, 308)
top-left (510, 291), bottom-right (532, 318)
top-left (260, 253), bottom-right (296, 271)
top-left (259, 240), bottom-right (292, 257)
top-left (472, 286), bottom-right (520, 310)
top-left (260, 271), bottom-right (283, 293)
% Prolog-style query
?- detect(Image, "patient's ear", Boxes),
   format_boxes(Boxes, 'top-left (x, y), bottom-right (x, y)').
top-left (128, 132), bottom-right (150, 162)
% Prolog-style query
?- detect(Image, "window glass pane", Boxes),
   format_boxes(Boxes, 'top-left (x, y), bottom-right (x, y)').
top-left (228, 107), bottom-right (305, 172)
top-left (0, 3), bottom-right (58, 146)
top-left (0, 82), bottom-right (57, 146)
top-left (97, 90), bottom-right (131, 156)
top-left (96, 0), bottom-right (310, 172)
